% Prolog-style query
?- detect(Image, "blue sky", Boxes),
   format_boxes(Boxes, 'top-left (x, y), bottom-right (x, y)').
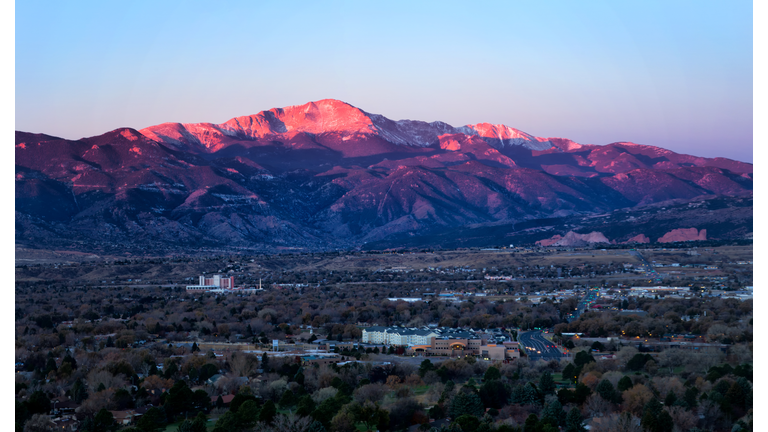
top-left (15, 1), bottom-right (753, 162)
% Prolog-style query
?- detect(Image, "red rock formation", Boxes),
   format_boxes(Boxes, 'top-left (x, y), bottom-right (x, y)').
top-left (623, 234), bottom-right (650, 244)
top-left (657, 228), bottom-right (707, 243)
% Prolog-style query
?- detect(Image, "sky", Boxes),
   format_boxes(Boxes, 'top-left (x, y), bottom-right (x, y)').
top-left (15, 1), bottom-right (754, 162)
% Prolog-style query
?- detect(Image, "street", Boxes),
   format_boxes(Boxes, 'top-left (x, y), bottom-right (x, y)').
top-left (518, 330), bottom-right (566, 362)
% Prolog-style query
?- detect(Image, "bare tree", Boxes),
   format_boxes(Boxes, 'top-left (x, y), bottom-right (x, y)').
top-left (253, 413), bottom-right (313, 432)
top-left (589, 412), bottom-right (643, 432)
top-left (23, 414), bottom-right (53, 432)
top-left (584, 394), bottom-right (613, 418)
top-left (353, 383), bottom-right (388, 404)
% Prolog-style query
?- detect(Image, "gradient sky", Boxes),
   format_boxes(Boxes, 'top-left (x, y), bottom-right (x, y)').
top-left (16, 1), bottom-right (753, 162)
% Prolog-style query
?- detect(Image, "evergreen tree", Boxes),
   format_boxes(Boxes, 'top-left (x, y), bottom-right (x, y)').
top-left (258, 400), bottom-right (277, 424)
top-left (664, 391), bottom-right (677, 407)
top-left (136, 407), bottom-right (166, 432)
top-left (278, 389), bottom-right (296, 408)
top-left (521, 382), bottom-right (540, 406)
top-left (640, 398), bottom-right (663, 432)
top-left (562, 363), bottom-right (578, 383)
top-left (25, 391), bottom-right (51, 415)
top-left (212, 411), bottom-right (238, 432)
top-left (296, 395), bottom-right (316, 417)
top-left (538, 371), bottom-right (556, 395)
top-left (656, 409), bottom-right (674, 432)
top-left (573, 351), bottom-right (594, 367)
top-left (176, 414), bottom-right (206, 432)
top-left (564, 407), bottom-right (586, 432)
top-left (93, 409), bottom-right (116, 432)
top-left (261, 352), bottom-right (270, 372)
top-left (236, 400), bottom-right (260, 429)
top-left (418, 359), bottom-right (436, 377)
top-left (541, 399), bottom-right (565, 427)
top-left (479, 379), bottom-right (509, 409)
top-left (617, 375), bottom-right (634, 392)
top-left (71, 378), bottom-right (88, 403)
top-left (483, 366), bottom-right (501, 381)
top-left (596, 379), bottom-right (617, 403)
top-left (449, 391), bottom-right (485, 418)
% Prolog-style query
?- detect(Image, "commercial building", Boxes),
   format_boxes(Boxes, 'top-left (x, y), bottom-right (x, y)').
top-left (186, 275), bottom-right (235, 292)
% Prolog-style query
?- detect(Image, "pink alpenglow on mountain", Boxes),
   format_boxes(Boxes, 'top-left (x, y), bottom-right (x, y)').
top-left (657, 228), bottom-right (707, 243)
top-left (623, 234), bottom-right (650, 244)
top-left (14, 99), bottom-right (751, 251)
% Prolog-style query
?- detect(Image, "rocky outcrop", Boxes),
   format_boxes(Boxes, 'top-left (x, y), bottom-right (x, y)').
top-left (623, 234), bottom-right (650, 244)
top-left (657, 228), bottom-right (707, 243)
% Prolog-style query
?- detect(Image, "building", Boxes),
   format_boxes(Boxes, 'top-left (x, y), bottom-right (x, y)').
top-left (361, 326), bottom-right (440, 346)
top-left (408, 338), bottom-right (520, 360)
top-left (186, 275), bottom-right (235, 292)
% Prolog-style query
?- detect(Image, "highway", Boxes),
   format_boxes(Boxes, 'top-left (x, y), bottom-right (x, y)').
top-left (518, 330), bottom-right (566, 362)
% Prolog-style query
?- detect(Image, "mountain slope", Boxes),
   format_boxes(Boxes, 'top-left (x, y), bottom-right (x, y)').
top-left (15, 99), bottom-right (752, 254)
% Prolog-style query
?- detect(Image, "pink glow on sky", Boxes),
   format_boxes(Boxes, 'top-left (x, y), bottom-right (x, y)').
top-left (15, 1), bottom-right (753, 162)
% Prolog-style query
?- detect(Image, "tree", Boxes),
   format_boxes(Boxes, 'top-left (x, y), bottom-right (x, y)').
top-left (136, 407), bottom-right (166, 432)
top-left (455, 414), bottom-right (481, 432)
top-left (627, 354), bottom-right (653, 371)
top-left (596, 379), bottom-right (618, 403)
top-left (259, 400), bottom-right (277, 424)
top-left (261, 352), bottom-right (270, 372)
top-left (112, 388), bottom-right (134, 410)
top-left (479, 379), bottom-right (509, 409)
top-left (418, 359), bottom-right (436, 377)
top-left (237, 400), bottom-right (260, 429)
top-left (541, 399), bottom-right (565, 427)
top-left (640, 398), bottom-right (663, 432)
top-left (574, 351), bottom-right (595, 367)
top-left (26, 391), bottom-right (51, 415)
top-left (296, 395), bottom-right (316, 417)
top-left (279, 389), bottom-right (297, 408)
top-left (448, 391), bottom-right (485, 418)
top-left (93, 409), bottom-right (116, 432)
top-left (617, 376), bottom-right (634, 392)
top-left (71, 378), bottom-right (88, 403)
top-left (589, 412), bottom-right (643, 432)
top-left (22, 414), bottom-right (52, 432)
top-left (539, 371), bottom-right (556, 395)
top-left (212, 411), bottom-right (238, 432)
top-left (565, 407), bottom-right (586, 432)
top-left (177, 413), bottom-right (207, 432)
top-left (562, 363), bottom-right (578, 383)
top-left (230, 393), bottom-right (258, 413)
top-left (351, 401), bottom-right (389, 431)
top-left (483, 366), bottom-right (501, 382)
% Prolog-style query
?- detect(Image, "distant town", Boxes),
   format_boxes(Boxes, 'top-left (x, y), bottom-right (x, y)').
top-left (15, 245), bottom-right (752, 431)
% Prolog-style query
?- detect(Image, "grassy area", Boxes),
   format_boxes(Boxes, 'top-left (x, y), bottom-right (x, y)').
top-left (412, 384), bottom-right (430, 395)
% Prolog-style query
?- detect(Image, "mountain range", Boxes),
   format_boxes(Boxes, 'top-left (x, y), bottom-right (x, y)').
top-left (15, 99), bottom-right (752, 254)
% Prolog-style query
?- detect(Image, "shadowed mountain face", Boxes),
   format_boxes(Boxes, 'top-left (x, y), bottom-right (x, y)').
top-left (15, 99), bottom-right (752, 253)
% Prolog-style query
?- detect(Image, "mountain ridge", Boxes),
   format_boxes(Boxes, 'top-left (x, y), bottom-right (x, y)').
top-left (15, 99), bottom-right (752, 254)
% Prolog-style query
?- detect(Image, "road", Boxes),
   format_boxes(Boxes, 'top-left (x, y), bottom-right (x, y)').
top-left (518, 330), bottom-right (566, 362)
top-left (565, 287), bottom-right (600, 322)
